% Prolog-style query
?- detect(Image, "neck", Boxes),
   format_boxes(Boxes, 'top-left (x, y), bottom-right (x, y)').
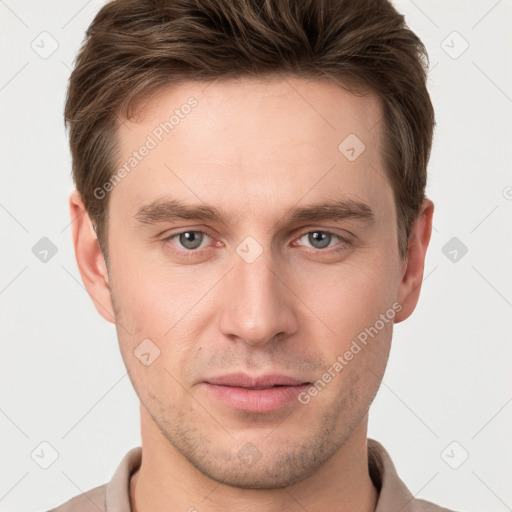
top-left (130, 406), bottom-right (378, 512)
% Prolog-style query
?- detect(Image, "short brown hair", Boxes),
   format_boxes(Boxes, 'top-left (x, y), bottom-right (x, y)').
top-left (65, 0), bottom-right (435, 260)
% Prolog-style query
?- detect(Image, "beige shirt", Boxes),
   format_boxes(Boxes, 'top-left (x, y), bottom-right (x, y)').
top-left (47, 438), bottom-right (456, 512)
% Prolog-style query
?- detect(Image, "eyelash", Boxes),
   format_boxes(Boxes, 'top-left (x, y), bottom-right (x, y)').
top-left (161, 228), bottom-right (351, 258)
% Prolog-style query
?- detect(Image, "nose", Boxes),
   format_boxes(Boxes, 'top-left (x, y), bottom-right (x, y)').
top-left (218, 246), bottom-right (299, 347)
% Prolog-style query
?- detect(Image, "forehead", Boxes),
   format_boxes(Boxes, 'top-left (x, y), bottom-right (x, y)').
top-left (111, 76), bottom-right (390, 223)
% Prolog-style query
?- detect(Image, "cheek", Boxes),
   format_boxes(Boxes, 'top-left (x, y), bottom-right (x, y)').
top-left (110, 270), bottom-right (196, 412)
top-left (292, 253), bottom-right (397, 341)
top-left (290, 253), bottom-right (397, 404)
top-left (108, 240), bottom-right (216, 337)
top-left (107, 249), bottom-right (220, 396)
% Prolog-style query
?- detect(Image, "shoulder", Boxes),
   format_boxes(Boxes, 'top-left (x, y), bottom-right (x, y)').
top-left (43, 447), bottom-right (141, 512)
top-left (367, 438), bottom-right (462, 512)
top-left (45, 483), bottom-right (107, 512)
top-left (412, 498), bottom-right (462, 512)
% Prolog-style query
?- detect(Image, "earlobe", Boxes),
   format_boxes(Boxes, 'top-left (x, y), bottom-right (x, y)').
top-left (69, 190), bottom-right (115, 324)
top-left (394, 198), bottom-right (434, 324)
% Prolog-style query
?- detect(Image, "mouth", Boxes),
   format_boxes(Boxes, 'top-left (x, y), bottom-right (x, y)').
top-left (203, 373), bottom-right (311, 413)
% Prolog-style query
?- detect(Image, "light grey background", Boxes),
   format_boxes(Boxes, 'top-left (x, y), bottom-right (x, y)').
top-left (1, 1), bottom-right (511, 511)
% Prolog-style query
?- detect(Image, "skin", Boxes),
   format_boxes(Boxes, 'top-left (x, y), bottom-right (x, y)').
top-left (70, 76), bottom-right (433, 512)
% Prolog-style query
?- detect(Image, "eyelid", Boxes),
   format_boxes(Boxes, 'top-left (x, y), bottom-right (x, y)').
top-left (292, 229), bottom-right (351, 249)
top-left (162, 228), bottom-right (215, 247)
top-left (161, 227), bottom-right (352, 255)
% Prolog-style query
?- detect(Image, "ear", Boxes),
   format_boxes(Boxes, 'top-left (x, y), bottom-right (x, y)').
top-left (69, 190), bottom-right (115, 324)
top-left (394, 198), bottom-right (434, 323)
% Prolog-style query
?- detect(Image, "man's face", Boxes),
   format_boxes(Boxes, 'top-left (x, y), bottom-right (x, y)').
top-left (106, 77), bottom-right (405, 488)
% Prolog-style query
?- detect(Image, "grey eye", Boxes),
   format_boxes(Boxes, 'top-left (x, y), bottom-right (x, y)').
top-left (178, 231), bottom-right (205, 250)
top-left (307, 231), bottom-right (332, 249)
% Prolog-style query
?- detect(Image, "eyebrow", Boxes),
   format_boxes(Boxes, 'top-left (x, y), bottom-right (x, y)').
top-left (134, 197), bottom-right (375, 228)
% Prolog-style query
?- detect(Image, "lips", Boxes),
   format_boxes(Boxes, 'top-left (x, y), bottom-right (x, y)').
top-left (203, 373), bottom-right (311, 413)
top-left (205, 373), bottom-right (307, 388)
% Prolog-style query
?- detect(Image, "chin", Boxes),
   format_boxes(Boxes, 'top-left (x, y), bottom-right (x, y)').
top-left (194, 459), bottom-right (319, 489)
top-left (175, 431), bottom-right (346, 490)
